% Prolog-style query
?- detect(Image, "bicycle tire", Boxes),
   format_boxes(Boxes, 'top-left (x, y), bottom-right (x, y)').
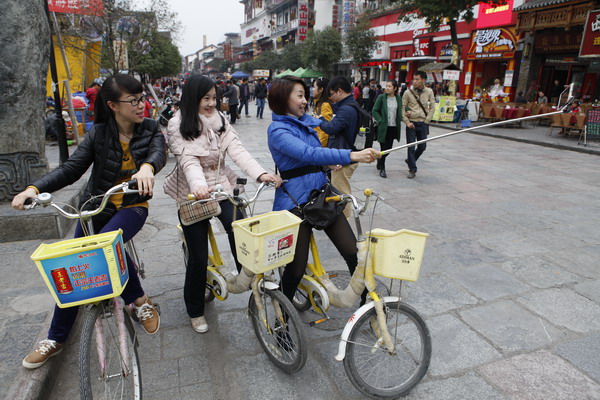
top-left (182, 242), bottom-right (215, 303)
top-left (343, 301), bottom-right (431, 399)
top-left (248, 288), bottom-right (307, 374)
top-left (79, 300), bottom-right (142, 400)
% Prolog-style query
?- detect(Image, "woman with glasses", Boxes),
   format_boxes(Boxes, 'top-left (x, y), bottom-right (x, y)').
top-left (12, 74), bottom-right (167, 369)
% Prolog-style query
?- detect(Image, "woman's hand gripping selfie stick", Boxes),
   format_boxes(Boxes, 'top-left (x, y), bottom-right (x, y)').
top-left (380, 84), bottom-right (576, 156)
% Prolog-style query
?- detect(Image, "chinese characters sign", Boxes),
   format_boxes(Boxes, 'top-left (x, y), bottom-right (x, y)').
top-left (467, 28), bottom-right (516, 60)
top-left (297, 0), bottom-right (309, 43)
top-left (535, 31), bottom-right (582, 53)
top-left (342, 0), bottom-right (355, 34)
top-left (580, 9), bottom-right (600, 58)
top-left (48, 0), bottom-right (104, 16)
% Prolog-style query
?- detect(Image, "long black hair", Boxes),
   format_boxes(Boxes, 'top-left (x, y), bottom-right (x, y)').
top-left (94, 75), bottom-right (143, 124)
top-left (313, 77), bottom-right (330, 115)
top-left (179, 75), bottom-right (225, 141)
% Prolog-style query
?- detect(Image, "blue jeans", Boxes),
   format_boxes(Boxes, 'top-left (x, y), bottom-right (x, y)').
top-left (406, 122), bottom-right (428, 172)
top-left (256, 98), bottom-right (265, 118)
top-left (48, 207), bottom-right (148, 343)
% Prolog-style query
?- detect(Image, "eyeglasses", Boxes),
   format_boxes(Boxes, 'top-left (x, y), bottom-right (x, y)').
top-left (114, 95), bottom-right (145, 106)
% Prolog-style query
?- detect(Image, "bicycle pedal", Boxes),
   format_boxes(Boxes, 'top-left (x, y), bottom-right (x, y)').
top-left (308, 317), bottom-right (329, 327)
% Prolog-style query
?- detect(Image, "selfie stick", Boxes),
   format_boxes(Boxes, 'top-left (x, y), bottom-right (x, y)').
top-left (380, 84), bottom-right (576, 156)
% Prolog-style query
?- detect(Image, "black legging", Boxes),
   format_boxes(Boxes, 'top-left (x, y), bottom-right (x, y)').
top-left (180, 200), bottom-right (243, 318)
top-left (281, 208), bottom-right (358, 302)
top-left (378, 126), bottom-right (397, 170)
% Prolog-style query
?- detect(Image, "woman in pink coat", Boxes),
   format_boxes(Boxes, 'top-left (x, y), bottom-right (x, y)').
top-left (164, 75), bottom-right (281, 333)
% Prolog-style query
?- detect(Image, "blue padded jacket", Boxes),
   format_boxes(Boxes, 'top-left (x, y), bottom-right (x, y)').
top-left (268, 113), bottom-right (352, 211)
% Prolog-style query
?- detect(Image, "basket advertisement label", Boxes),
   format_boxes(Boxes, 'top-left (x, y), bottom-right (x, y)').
top-left (264, 232), bottom-right (295, 265)
top-left (40, 249), bottom-right (115, 303)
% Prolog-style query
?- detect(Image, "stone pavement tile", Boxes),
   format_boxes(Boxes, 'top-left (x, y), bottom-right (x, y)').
top-left (216, 310), bottom-right (263, 357)
top-left (561, 222), bottom-right (600, 245)
top-left (419, 247), bottom-right (464, 276)
top-left (478, 350), bottom-right (600, 400)
top-left (312, 339), bottom-right (365, 399)
top-left (161, 324), bottom-right (216, 360)
top-left (574, 279), bottom-right (600, 304)
top-left (540, 245), bottom-right (600, 279)
top-left (433, 239), bottom-right (506, 267)
top-left (178, 355), bottom-right (212, 386)
top-left (517, 288), bottom-right (600, 333)
top-left (500, 256), bottom-right (581, 289)
top-left (459, 300), bottom-right (566, 352)
top-left (427, 314), bottom-right (501, 377)
top-left (555, 332), bottom-right (600, 383)
top-left (180, 383), bottom-right (217, 400)
top-left (479, 231), bottom-right (552, 258)
top-left (523, 228), bottom-right (589, 251)
top-left (535, 208), bottom-right (600, 229)
top-left (404, 372), bottom-right (505, 400)
top-left (224, 352), bottom-right (339, 400)
top-left (424, 217), bottom-right (515, 243)
top-left (403, 275), bottom-right (478, 317)
top-left (142, 358), bottom-right (179, 393)
top-left (152, 296), bottom-right (188, 330)
top-left (449, 264), bottom-right (530, 301)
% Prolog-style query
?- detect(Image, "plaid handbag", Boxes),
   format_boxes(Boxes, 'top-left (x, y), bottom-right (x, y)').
top-left (178, 198), bottom-right (221, 226)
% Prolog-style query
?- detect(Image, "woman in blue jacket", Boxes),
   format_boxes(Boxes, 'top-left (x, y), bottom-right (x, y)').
top-left (267, 76), bottom-right (380, 303)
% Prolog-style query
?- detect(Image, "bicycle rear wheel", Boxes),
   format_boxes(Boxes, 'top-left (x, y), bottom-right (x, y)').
top-left (343, 301), bottom-right (431, 399)
top-left (79, 300), bottom-right (142, 400)
top-left (248, 288), bottom-right (307, 374)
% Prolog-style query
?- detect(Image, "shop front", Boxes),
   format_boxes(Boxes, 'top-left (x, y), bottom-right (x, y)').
top-left (463, 27), bottom-right (519, 100)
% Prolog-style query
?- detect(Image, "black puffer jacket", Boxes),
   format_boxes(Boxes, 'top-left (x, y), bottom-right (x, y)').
top-left (32, 117), bottom-right (167, 208)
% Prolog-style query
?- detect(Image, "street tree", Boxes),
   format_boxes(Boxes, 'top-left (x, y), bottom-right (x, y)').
top-left (136, 33), bottom-right (182, 80)
top-left (57, 0), bottom-right (181, 77)
top-left (241, 50), bottom-right (283, 74)
top-left (301, 27), bottom-right (343, 76)
top-left (206, 58), bottom-right (233, 73)
top-left (280, 43), bottom-right (304, 71)
top-left (345, 19), bottom-right (379, 70)
top-left (390, 0), bottom-right (506, 94)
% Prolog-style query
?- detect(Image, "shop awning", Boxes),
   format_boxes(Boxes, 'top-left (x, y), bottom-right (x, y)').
top-left (418, 62), bottom-right (460, 72)
top-left (400, 56), bottom-right (436, 62)
top-left (514, 0), bottom-right (572, 11)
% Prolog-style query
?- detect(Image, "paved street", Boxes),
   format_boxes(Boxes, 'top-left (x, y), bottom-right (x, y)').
top-left (3, 103), bottom-right (600, 399)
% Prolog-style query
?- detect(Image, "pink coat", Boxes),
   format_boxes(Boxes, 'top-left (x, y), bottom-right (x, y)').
top-left (164, 111), bottom-right (267, 203)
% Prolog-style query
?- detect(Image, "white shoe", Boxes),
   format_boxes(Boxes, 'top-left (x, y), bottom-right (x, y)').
top-left (191, 316), bottom-right (208, 333)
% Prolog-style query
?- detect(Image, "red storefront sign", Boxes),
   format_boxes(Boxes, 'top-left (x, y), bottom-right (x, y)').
top-left (297, 0), bottom-right (309, 43)
top-left (467, 28), bottom-right (517, 60)
top-left (476, 0), bottom-right (515, 29)
top-left (48, 0), bottom-right (104, 16)
top-left (580, 9), bottom-right (600, 58)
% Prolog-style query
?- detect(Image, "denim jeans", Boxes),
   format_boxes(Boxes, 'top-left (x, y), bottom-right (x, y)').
top-left (406, 121), bottom-right (429, 172)
top-left (256, 98), bottom-right (266, 118)
top-left (47, 207), bottom-right (148, 343)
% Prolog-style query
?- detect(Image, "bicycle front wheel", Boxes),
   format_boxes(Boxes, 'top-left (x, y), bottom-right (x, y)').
top-left (248, 289), bottom-right (307, 374)
top-left (79, 300), bottom-right (142, 400)
top-left (343, 301), bottom-right (431, 399)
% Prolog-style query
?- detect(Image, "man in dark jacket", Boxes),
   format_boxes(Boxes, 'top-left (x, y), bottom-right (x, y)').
top-left (237, 77), bottom-right (250, 117)
top-left (255, 78), bottom-right (268, 119)
top-left (223, 80), bottom-right (240, 124)
top-left (318, 76), bottom-right (361, 218)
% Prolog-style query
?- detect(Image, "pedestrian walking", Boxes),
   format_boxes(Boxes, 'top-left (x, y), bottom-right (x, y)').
top-left (372, 80), bottom-right (402, 178)
top-left (353, 81), bottom-right (363, 107)
top-left (223, 80), bottom-right (240, 124)
top-left (255, 78), bottom-right (267, 119)
top-left (318, 76), bottom-right (364, 218)
top-left (164, 75), bottom-right (281, 334)
top-left (12, 74), bottom-right (166, 369)
top-left (237, 77), bottom-right (250, 117)
top-left (402, 71), bottom-right (435, 179)
top-left (85, 80), bottom-right (101, 121)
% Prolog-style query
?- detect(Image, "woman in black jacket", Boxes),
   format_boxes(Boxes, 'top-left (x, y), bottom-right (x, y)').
top-left (12, 75), bottom-right (167, 369)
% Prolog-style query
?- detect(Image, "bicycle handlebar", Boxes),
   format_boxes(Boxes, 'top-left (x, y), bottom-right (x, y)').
top-left (24, 180), bottom-right (140, 219)
top-left (325, 188), bottom-right (379, 216)
top-left (187, 182), bottom-right (276, 208)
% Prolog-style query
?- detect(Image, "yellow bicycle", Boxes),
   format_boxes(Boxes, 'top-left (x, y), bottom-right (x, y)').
top-left (179, 182), bottom-right (308, 373)
top-left (292, 189), bottom-right (432, 399)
